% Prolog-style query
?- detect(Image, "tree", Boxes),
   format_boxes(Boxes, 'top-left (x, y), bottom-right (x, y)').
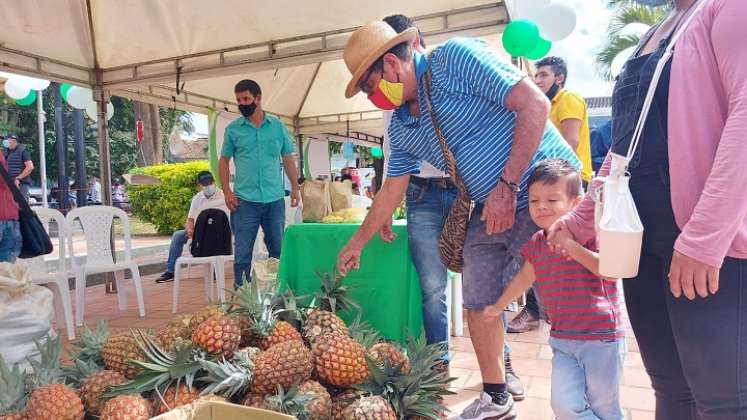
top-left (595, 0), bottom-right (669, 80)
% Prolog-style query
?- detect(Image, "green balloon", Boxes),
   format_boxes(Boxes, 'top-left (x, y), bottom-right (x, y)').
top-left (502, 19), bottom-right (540, 57)
top-left (60, 83), bottom-right (73, 102)
top-left (526, 37), bottom-right (552, 60)
top-left (371, 147), bottom-right (383, 158)
top-left (15, 90), bottom-right (37, 106)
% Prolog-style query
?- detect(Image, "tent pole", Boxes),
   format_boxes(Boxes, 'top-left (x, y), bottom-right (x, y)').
top-left (74, 109), bottom-right (87, 207)
top-left (94, 80), bottom-right (116, 293)
top-left (54, 84), bottom-right (69, 213)
top-left (36, 89), bottom-right (48, 207)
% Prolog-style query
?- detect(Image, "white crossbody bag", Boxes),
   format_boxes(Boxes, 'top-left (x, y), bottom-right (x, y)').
top-left (595, 0), bottom-right (707, 278)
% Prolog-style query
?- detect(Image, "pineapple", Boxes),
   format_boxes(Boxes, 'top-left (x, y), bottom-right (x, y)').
top-left (23, 337), bottom-right (84, 420)
top-left (79, 369), bottom-right (127, 415)
top-left (304, 271), bottom-right (360, 345)
top-left (331, 389), bottom-right (363, 420)
top-left (26, 384), bottom-right (84, 420)
top-left (156, 314), bottom-right (192, 353)
top-left (242, 392), bottom-right (267, 409)
top-left (191, 315), bottom-right (242, 358)
top-left (260, 320), bottom-right (303, 350)
top-left (65, 320), bottom-right (109, 368)
top-left (252, 340), bottom-right (313, 395)
top-left (355, 336), bottom-right (455, 420)
top-left (105, 331), bottom-right (202, 400)
top-left (229, 280), bottom-right (304, 350)
top-left (152, 383), bottom-right (200, 415)
top-left (303, 309), bottom-right (349, 345)
top-left (188, 305), bottom-right (226, 333)
top-left (342, 396), bottom-right (396, 420)
top-left (312, 333), bottom-right (368, 388)
top-left (368, 342), bottom-right (411, 375)
top-left (264, 385), bottom-right (314, 419)
top-left (298, 380), bottom-right (332, 420)
top-left (101, 332), bottom-right (147, 379)
top-left (233, 347), bottom-right (261, 366)
top-left (0, 357), bottom-right (28, 420)
top-left (197, 357), bottom-right (253, 399)
top-left (99, 395), bottom-right (151, 420)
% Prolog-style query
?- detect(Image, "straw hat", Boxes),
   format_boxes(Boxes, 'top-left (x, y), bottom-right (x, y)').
top-left (343, 22), bottom-right (417, 98)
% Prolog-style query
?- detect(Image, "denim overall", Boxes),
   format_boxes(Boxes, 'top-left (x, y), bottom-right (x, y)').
top-left (611, 25), bottom-right (747, 420)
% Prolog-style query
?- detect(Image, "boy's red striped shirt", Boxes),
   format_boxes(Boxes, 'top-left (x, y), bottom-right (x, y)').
top-left (521, 230), bottom-right (624, 341)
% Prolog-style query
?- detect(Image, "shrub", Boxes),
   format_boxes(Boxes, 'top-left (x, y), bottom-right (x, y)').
top-left (127, 161), bottom-right (211, 235)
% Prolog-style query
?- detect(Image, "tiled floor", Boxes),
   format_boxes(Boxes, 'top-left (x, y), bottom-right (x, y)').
top-left (59, 267), bottom-right (655, 419)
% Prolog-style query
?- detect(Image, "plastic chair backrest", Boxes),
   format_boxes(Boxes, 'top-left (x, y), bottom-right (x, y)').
top-left (26, 207), bottom-right (66, 277)
top-left (66, 206), bottom-right (131, 269)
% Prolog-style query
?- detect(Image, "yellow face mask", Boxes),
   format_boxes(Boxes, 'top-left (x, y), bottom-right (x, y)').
top-left (368, 76), bottom-right (404, 110)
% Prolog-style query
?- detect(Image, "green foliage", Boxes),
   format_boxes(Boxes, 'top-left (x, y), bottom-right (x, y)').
top-left (127, 161), bottom-right (210, 234)
top-left (595, 2), bottom-right (669, 80)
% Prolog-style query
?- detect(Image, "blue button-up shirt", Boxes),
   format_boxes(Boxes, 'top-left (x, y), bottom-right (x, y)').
top-left (387, 38), bottom-right (580, 209)
top-left (222, 113), bottom-right (295, 203)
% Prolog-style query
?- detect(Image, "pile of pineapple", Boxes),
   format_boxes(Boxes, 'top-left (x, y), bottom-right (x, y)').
top-left (0, 272), bottom-right (452, 420)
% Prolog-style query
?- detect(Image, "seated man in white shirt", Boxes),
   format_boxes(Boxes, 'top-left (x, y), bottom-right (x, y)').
top-left (155, 171), bottom-right (225, 283)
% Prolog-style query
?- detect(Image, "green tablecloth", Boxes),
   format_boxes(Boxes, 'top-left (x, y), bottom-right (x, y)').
top-left (277, 222), bottom-right (423, 345)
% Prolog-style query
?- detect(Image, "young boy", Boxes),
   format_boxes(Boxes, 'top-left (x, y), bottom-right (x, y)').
top-left (486, 159), bottom-right (625, 420)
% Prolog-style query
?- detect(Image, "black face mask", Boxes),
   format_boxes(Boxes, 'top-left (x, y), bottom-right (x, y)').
top-left (239, 102), bottom-right (257, 118)
top-left (545, 83), bottom-right (561, 100)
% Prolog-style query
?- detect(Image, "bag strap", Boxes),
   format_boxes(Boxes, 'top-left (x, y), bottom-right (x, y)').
top-left (423, 67), bottom-right (469, 197)
top-left (0, 160), bottom-right (31, 214)
top-left (626, 0), bottom-right (708, 160)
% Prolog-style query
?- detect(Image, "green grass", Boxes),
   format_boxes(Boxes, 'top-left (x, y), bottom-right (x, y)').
top-left (113, 216), bottom-right (161, 236)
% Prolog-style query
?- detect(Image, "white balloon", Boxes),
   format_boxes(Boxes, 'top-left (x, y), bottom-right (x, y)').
top-left (17, 75), bottom-right (49, 91)
top-left (107, 102), bottom-right (114, 121)
top-left (535, 3), bottom-right (577, 41)
top-left (84, 101), bottom-right (98, 120)
top-left (611, 46), bottom-right (637, 78)
top-left (511, 0), bottom-right (551, 20)
top-left (67, 86), bottom-right (93, 109)
top-left (3, 78), bottom-right (31, 100)
top-left (619, 22), bottom-right (651, 38)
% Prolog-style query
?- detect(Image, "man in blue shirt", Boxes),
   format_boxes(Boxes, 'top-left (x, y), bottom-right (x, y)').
top-left (220, 80), bottom-right (300, 287)
top-left (337, 22), bottom-right (580, 419)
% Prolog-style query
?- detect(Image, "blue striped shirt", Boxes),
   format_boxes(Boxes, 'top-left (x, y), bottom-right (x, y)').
top-left (387, 38), bottom-right (580, 209)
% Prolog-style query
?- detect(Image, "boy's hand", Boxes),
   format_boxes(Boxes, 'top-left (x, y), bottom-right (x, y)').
top-left (553, 224), bottom-right (577, 249)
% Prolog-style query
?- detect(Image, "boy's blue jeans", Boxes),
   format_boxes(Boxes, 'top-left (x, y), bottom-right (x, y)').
top-left (231, 199), bottom-right (285, 287)
top-left (549, 336), bottom-right (626, 420)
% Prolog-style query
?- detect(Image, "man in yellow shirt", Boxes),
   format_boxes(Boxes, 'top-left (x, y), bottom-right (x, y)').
top-left (508, 57), bottom-right (594, 334)
top-left (534, 57), bottom-right (593, 184)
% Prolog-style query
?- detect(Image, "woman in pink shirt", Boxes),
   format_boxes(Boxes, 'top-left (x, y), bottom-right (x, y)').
top-left (550, 0), bottom-right (747, 418)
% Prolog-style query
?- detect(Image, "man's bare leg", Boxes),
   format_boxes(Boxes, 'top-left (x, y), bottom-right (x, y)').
top-left (467, 309), bottom-right (506, 384)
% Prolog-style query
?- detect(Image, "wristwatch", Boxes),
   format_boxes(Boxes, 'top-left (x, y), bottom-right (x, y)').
top-left (498, 176), bottom-right (520, 194)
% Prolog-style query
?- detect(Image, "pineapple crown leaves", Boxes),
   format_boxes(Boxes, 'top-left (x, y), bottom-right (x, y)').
top-left (356, 355), bottom-right (408, 416)
top-left (26, 334), bottom-right (64, 388)
top-left (271, 289), bottom-right (311, 325)
top-left (104, 330), bottom-right (203, 399)
top-left (62, 358), bottom-right (102, 388)
top-left (265, 384), bottom-right (314, 420)
top-left (0, 356), bottom-right (28, 415)
top-left (66, 320), bottom-right (109, 368)
top-left (314, 270), bottom-right (360, 315)
top-left (197, 358), bottom-right (252, 399)
top-left (348, 316), bottom-right (382, 350)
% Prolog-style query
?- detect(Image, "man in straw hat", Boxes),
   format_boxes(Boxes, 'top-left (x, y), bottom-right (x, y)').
top-left (336, 21), bottom-right (580, 419)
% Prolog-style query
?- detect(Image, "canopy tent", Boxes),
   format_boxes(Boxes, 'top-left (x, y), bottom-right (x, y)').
top-left (0, 0), bottom-right (511, 202)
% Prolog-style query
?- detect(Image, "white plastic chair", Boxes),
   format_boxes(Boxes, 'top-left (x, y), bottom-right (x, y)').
top-left (172, 205), bottom-right (232, 313)
top-left (24, 208), bottom-right (76, 340)
top-left (66, 206), bottom-right (145, 326)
